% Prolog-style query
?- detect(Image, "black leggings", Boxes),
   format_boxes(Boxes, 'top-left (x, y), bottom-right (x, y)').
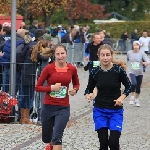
top-left (129, 74), bottom-right (143, 94)
top-left (97, 127), bottom-right (121, 150)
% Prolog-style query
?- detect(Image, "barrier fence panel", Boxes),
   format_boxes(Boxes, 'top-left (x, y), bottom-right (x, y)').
top-left (62, 43), bottom-right (74, 63)
top-left (0, 63), bottom-right (41, 123)
top-left (62, 43), bottom-right (85, 63)
top-left (73, 43), bottom-right (84, 63)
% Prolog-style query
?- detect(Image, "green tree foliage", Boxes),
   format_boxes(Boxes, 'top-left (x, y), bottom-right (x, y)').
top-left (96, 0), bottom-right (150, 20)
top-left (50, 8), bottom-right (68, 24)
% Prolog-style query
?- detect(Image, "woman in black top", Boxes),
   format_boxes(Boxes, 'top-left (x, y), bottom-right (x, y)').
top-left (84, 44), bottom-right (131, 150)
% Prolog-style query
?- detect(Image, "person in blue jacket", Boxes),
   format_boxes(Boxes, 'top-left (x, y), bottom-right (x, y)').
top-left (0, 29), bottom-right (25, 93)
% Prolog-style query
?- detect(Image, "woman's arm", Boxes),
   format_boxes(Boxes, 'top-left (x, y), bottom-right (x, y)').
top-left (84, 71), bottom-right (97, 95)
top-left (35, 65), bottom-right (51, 92)
top-left (72, 67), bottom-right (80, 91)
top-left (119, 67), bottom-right (131, 97)
top-left (142, 52), bottom-right (149, 66)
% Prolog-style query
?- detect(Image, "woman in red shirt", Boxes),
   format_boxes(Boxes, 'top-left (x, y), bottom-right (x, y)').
top-left (35, 44), bottom-right (80, 150)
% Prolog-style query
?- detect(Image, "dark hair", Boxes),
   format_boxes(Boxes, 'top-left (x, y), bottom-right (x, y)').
top-left (98, 29), bottom-right (104, 33)
top-left (34, 29), bottom-right (44, 40)
top-left (54, 43), bottom-right (67, 53)
top-left (0, 24), bottom-right (2, 32)
top-left (3, 26), bottom-right (11, 35)
top-left (143, 30), bottom-right (147, 33)
top-left (45, 29), bottom-right (50, 34)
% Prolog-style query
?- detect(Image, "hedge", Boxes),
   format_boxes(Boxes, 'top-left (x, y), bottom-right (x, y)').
top-left (82, 21), bottom-right (150, 39)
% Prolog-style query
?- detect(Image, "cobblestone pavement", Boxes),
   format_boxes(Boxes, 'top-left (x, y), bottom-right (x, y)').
top-left (0, 54), bottom-right (150, 150)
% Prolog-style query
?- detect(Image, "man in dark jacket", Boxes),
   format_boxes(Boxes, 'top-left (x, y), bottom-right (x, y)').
top-left (29, 20), bottom-right (38, 36)
top-left (120, 31), bottom-right (129, 51)
top-left (131, 29), bottom-right (139, 45)
top-left (61, 28), bottom-right (72, 44)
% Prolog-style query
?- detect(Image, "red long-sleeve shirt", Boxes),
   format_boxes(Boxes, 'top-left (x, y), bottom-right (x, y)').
top-left (35, 62), bottom-right (80, 106)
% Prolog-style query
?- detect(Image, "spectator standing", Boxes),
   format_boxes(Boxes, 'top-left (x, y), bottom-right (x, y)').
top-left (18, 29), bottom-right (45, 124)
top-left (61, 28), bottom-right (72, 44)
top-left (120, 31), bottom-right (129, 51)
top-left (131, 29), bottom-right (139, 44)
top-left (20, 22), bottom-right (26, 29)
top-left (29, 20), bottom-right (39, 36)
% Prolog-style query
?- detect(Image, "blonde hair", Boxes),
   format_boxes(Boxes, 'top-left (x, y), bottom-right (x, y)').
top-left (24, 35), bottom-right (32, 43)
top-left (97, 44), bottom-right (126, 70)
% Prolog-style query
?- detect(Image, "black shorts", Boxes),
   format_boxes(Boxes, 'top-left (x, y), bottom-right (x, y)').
top-left (41, 104), bottom-right (70, 145)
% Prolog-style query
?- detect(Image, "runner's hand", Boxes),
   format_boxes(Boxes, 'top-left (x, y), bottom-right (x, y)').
top-left (85, 56), bottom-right (89, 61)
top-left (142, 62), bottom-right (147, 66)
top-left (51, 83), bottom-right (61, 92)
top-left (85, 93), bottom-right (93, 103)
top-left (114, 98), bottom-right (123, 106)
top-left (68, 89), bottom-right (76, 96)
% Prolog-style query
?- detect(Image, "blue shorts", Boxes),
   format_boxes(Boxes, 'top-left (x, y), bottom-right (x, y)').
top-left (93, 107), bottom-right (124, 132)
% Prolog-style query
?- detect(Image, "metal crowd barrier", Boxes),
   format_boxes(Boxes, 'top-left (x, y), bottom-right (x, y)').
top-left (112, 38), bottom-right (150, 54)
top-left (62, 43), bottom-right (85, 63)
top-left (0, 63), bottom-right (42, 123)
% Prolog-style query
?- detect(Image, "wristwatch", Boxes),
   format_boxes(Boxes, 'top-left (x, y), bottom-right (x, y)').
top-left (74, 88), bottom-right (78, 93)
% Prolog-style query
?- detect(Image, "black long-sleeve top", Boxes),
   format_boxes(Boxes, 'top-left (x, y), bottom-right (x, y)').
top-left (85, 42), bottom-right (103, 61)
top-left (84, 64), bottom-right (131, 109)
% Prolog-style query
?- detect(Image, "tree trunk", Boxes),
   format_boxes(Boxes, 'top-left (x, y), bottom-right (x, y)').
top-left (45, 15), bottom-right (50, 27)
top-left (29, 15), bottom-right (33, 25)
top-left (43, 9), bottom-right (50, 27)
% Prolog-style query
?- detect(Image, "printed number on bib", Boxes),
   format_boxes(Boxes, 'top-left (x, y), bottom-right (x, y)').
top-left (131, 62), bottom-right (140, 70)
top-left (93, 61), bottom-right (100, 67)
top-left (50, 86), bottom-right (67, 98)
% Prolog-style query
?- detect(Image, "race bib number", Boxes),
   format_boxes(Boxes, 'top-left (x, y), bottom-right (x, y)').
top-left (131, 62), bottom-right (140, 70)
top-left (50, 86), bottom-right (67, 98)
top-left (93, 61), bottom-right (100, 67)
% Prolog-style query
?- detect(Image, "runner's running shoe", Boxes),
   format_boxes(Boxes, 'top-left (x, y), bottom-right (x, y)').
top-left (135, 99), bottom-right (140, 107)
top-left (129, 96), bottom-right (134, 105)
top-left (45, 143), bottom-right (53, 150)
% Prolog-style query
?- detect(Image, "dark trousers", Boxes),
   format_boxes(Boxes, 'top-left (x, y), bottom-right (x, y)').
top-left (129, 73), bottom-right (143, 94)
top-left (18, 85), bottom-right (34, 119)
top-left (41, 104), bottom-right (70, 145)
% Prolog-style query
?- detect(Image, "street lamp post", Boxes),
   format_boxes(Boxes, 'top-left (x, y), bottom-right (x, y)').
top-left (10, 0), bottom-right (17, 122)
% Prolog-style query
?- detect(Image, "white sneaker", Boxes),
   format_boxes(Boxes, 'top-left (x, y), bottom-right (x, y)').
top-left (135, 99), bottom-right (140, 107)
top-left (129, 96), bottom-right (134, 105)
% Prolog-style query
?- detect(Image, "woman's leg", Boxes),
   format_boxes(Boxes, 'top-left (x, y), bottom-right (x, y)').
top-left (93, 107), bottom-right (110, 150)
top-left (109, 130), bottom-right (121, 150)
top-left (97, 127), bottom-right (109, 150)
top-left (135, 75), bottom-right (143, 106)
top-left (52, 107), bottom-right (70, 150)
top-left (129, 73), bottom-right (137, 104)
top-left (41, 104), bottom-right (55, 143)
top-left (109, 109), bottom-right (123, 150)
